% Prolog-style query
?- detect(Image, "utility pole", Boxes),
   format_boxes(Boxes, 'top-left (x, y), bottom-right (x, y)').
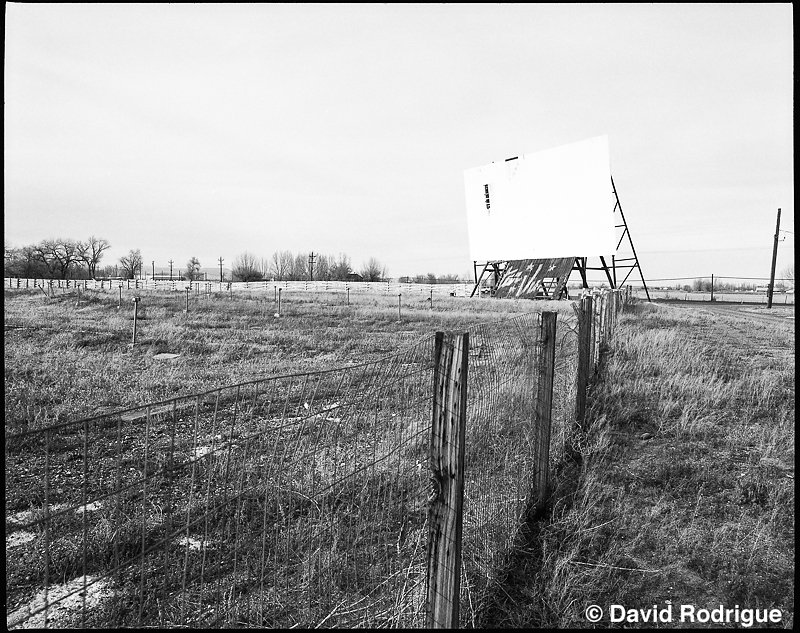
top-left (168, 259), bottom-right (174, 281)
top-left (308, 252), bottom-right (316, 281)
top-left (152, 260), bottom-right (155, 280)
top-left (767, 208), bottom-right (781, 308)
top-left (219, 257), bottom-right (224, 282)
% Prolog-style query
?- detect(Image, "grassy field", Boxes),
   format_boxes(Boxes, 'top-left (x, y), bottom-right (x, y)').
top-left (4, 286), bottom-right (577, 433)
top-left (12, 288), bottom-right (788, 628)
top-left (5, 286), bottom-right (576, 628)
top-left (478, 301), bottom-right (795, 628)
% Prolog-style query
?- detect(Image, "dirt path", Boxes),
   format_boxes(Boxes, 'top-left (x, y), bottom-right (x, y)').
top-left (669, 302), bottom-right (795, 367)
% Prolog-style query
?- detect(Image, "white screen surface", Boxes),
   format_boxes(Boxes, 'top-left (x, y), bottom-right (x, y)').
top-left (463, 135), bottom-right (616, 261)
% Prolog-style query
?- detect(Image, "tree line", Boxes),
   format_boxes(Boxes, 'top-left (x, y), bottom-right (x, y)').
top-left (229, 251), bottom-right (387, 282)
top-left (4, 236), bottom-right (115, 280)
top-left (3, 238), bottom-right (392, 283)
top-left (5, 237), bottom-right (474, 284)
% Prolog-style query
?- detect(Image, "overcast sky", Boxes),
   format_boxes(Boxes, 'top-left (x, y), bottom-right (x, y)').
top-left (4, 3), bottom-right (794, 282)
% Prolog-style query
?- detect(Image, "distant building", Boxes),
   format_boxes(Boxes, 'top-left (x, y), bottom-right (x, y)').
top-left (346, 272), bottom-right (364, 282)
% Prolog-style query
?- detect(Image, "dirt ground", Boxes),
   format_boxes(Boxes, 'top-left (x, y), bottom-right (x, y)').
top-left (664, 300), bottom-right (794, 325)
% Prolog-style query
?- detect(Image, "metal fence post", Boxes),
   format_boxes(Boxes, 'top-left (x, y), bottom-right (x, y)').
top-left (534, 312), bottom-right (557, 511)
top-left (426, 331), bottom-right (468, 629)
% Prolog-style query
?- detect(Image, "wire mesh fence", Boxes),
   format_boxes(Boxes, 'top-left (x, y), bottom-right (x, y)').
top-left (552, 308), bottom-right (579, 466)
top-left (6, 337), bottom-right (436, 628)
top-left (455, 313), bottom-right (541, 626)
top-left (6, 289), bottom-right (628, 629)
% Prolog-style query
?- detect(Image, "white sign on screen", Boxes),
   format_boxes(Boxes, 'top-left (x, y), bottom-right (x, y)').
top-left (463, 135), bottom-right (616, 261)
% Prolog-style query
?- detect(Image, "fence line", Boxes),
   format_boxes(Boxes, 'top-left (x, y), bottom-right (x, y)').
top-left (7, 276), bottom-right (794, 305)
top-left (4, 277), bottom-right (477, 298)
top-left (5, 289), bottom-right (629, 628)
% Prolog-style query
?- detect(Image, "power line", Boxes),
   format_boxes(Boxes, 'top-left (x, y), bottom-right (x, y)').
top-left (645, 276), bottom-right (793, 282)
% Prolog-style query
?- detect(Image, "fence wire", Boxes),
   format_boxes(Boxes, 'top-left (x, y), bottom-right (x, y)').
top-left (6, 292), bottom-right (627, 629)
top-left (6, 337), bottom-right (435, 629)
top-left (456, 313), bottom-right (542, 627)
top-left (552, 309), bottom-right (579, 467)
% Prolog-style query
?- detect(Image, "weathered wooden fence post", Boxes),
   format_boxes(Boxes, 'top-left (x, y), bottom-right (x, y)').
top-left (575, 295), bottom-right (593, 430)
top-left (608, 291), bottom-right (615, 338)
top-left (131, 297), bottom-right (140, 344)
top-left (596, 293), bottom-right (605, 370)
top-left (588, 294), bottom-right (596, 370)
top-left (427, 331), bottom-right (469, 629)
top-left (534, 312), bottom-right (557, 511)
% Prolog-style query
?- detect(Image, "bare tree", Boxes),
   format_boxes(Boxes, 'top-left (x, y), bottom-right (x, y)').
top-left (290, 252), bottom-right (308, 281)
top-left (119, 249), bottom-right (144, 279)
top-left (77, 236), bottom-right (111, 279)
top-left (7, 244), bottom-right (50, 278)
top-left (231, 252), bottom-right (264, 282)
top-left (314, 254), bottom-right (331, 281)
top-left (34, 238), bottom-right (83, 279)
top-left (269, 250), bottom-right (294, 280)
top-left (259, 256), bottom-right (272, 280)
top-left (184, 256), bottom-right (201, 282)
top-left (329, 253), bottom-right (351, 280)
top-left (360, 257), bottom-right (387, 282)
top-left (782, 263), bottom-right (794, 284)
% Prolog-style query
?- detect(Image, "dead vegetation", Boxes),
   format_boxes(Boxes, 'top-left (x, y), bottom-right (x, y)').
top-left (477, 301), bottom-right (794, 628)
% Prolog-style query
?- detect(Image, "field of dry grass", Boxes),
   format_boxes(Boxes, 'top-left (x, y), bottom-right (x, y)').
top-left (4, 286), bottom-right (576, 433)
top-left (478, 301), bottom-right (795, 628)
top-left (12, 288), bottom-right (786, 628)
top-left (5, 286), bottom-right (577, 628)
